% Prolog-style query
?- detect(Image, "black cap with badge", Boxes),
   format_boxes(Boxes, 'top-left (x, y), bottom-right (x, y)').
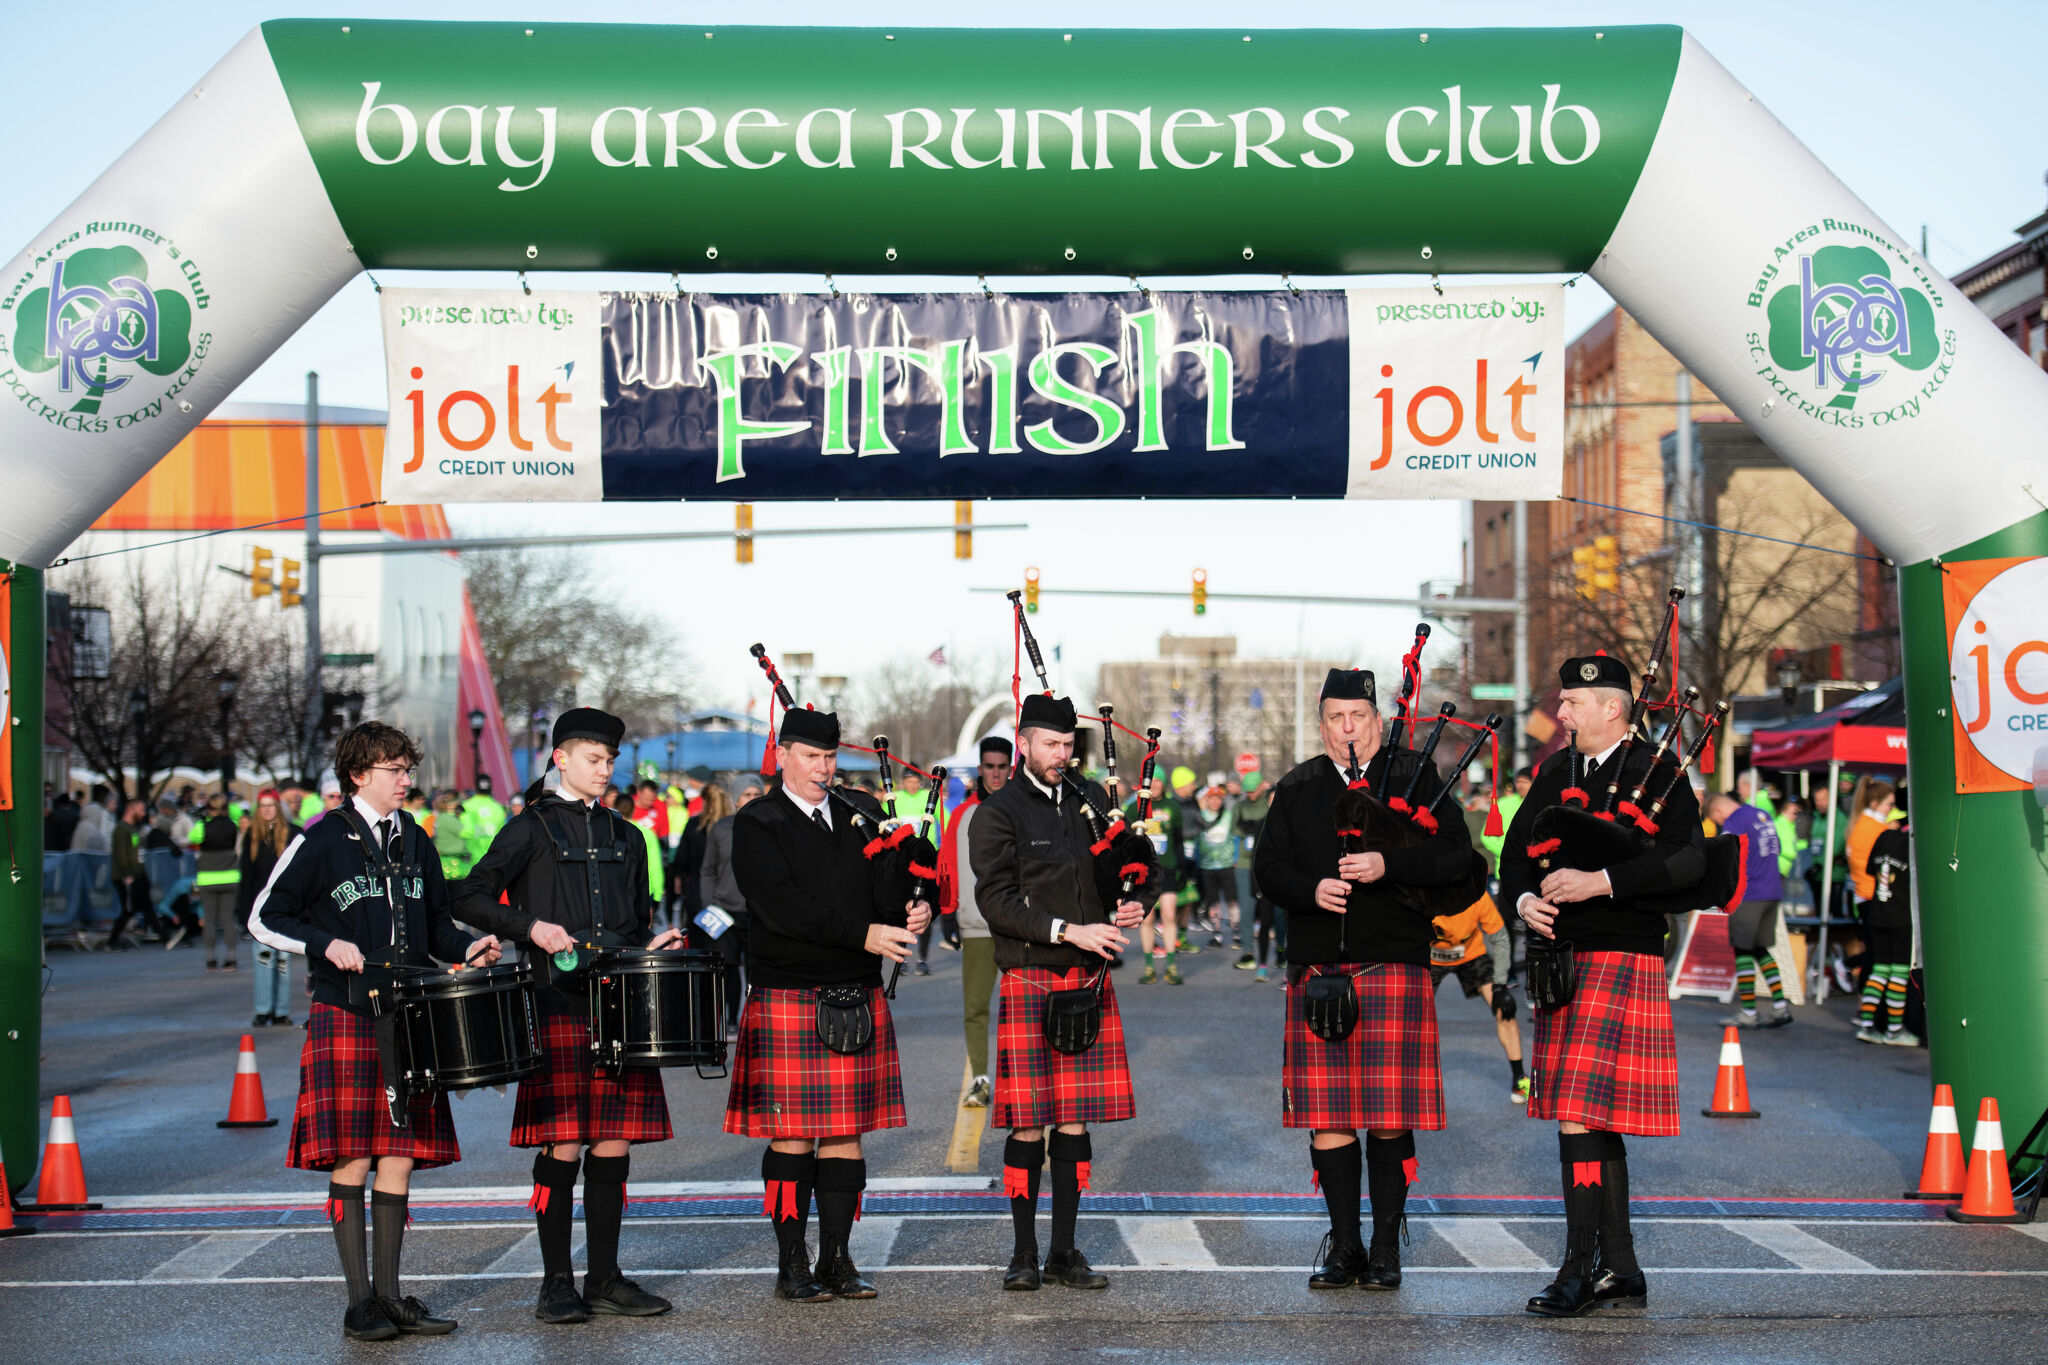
top-left (778, 706), bottom-right (841, 750)
top-left (1018, 694), bottom-right (1078, 734)
top-left (1319, 668), bottom-right (1377, 705)
top-left (1560, 654), bottom-right (1632, 691)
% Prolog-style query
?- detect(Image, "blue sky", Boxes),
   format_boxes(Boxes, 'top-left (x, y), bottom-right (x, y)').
top-left (7, 2), bottom-right (2043, 718)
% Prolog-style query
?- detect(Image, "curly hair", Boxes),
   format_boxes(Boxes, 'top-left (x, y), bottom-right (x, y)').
top-left (334, 721), bottom-right (422, 797)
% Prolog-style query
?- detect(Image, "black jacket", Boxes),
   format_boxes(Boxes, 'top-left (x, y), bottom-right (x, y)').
top-left (1865, 826), bottom-right (1912, 933)
top-left (453, 794), bottom-right (656, 1010)
top-left (248, 803), bottom-right (473, 1011)
top-left (1497, 743), bottom-right (1707, 957)
top-left (1254, 750), bottom-right (1476, 967)
top-left (732, 786), bottom-right (905, 990)
top-left (235, 823), bottom-right (301, 924)
top-left (969, 772), bottom-right (1117, 973)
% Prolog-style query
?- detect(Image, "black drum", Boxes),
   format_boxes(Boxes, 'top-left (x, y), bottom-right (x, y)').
top-left (389, 962), bottom-right (543, 1092)
top-left (587, 949), bottom-right (726, 1074)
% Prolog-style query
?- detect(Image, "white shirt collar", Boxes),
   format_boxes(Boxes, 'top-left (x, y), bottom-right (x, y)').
top-left (785, 783), bottom-right (830, 827)
top-left (1592, 738), bottom-right (1624, 767)
top-left (1023, 765), bottom-right (1060, 804)
top-left (352, 794), bottom-right (398, 831)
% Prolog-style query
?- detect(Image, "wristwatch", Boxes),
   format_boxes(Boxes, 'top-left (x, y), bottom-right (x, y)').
top-left (1050, 918), bottom-right (1068, 945)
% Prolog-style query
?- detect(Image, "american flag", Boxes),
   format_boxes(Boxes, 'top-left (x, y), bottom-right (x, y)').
top-left (928, 645), bottom-right (948, 668)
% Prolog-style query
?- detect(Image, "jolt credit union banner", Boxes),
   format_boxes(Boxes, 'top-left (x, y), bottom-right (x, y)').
top-left (1942, 555), bottom-right (2048, 795)
top-left (381, 284), bottom-right (1562, 504)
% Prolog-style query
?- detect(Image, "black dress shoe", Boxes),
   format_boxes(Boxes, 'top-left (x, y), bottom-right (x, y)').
top-left (1307, 1232), bottom-right (1369, 1289)
top-left (818, 1248), bottom-right (877, 1299)
top-left (586, 1272), bottom-right (673, 1316)
top-left (1002, 1251), bottom-right (1042, 1291)
top-left (776, 1245), bottom-right (834, 1303)
top-left (1361, 1239), bottom-right (1403, 1290)
top-left (1589, 1266), bottom-right (1648, 1309)
top-left (535, 1270), bottom-right (592, 1324)
top-left (342, 1299), bottom-right (400, 1341)
top-left (1526, 1272), bottom-right (1600, 1317)
top-left (380, 1294), bottom-right (458, 1334)
top-left (1042, 1249), bottom-right (1109, 1289)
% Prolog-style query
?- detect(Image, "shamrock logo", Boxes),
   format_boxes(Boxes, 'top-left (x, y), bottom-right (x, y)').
top-left (1765, 244), bottom-right (1935, 412)
top-left (10, 245), bottom-right (193, 414)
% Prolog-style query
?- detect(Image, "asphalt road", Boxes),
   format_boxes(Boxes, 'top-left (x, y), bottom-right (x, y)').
top-left (4, 930), bottom-right (2036, 1363)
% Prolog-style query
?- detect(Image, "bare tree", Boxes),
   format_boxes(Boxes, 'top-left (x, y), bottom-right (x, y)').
top-left (842, 649), bottom-right (1009, 770)
top-left (231, 608), bottom-right (375, 787)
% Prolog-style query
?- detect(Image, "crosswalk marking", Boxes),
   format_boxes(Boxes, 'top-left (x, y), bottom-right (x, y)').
top-left (847, 1216), bottom-right (902, 1268)
top-left (1114, 1217), bottom-right (1216, 1268)
top-left (1719, 1220), bottom-right (1875, 1270)
top-left (1430, 1218), bottom-right (1548, 1269)
top-left (484, 1226), bottom-right (586, 1277)
top-left (144, 1232), bottom-right (283, 1281)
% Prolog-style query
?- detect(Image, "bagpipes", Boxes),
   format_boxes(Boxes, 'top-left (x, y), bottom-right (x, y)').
top-left (871, 736), bottom-right (943, 1000)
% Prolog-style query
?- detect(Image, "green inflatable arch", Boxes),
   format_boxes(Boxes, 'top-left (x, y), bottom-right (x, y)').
top-left (3, 23), bottom-right (2045, 1180)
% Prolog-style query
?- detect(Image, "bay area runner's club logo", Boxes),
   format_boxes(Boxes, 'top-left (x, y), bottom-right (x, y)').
top-left (0, 224), bottom-right (210, 432)
top-left (1744, 226), bottom-right (1953, 430)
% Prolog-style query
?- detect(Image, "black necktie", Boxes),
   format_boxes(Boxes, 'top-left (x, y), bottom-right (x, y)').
top-left (811, 808), bottom-right (830, 834)
top-left (380, 819), bottom-right (397, 863)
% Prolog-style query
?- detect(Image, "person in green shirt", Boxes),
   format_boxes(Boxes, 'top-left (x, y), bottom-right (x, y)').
top-left (188, 793), bottom-right (242, 971)
top-left (462, 773), bottom-right (509, 866)
top-left (885, 766), bottom-right (948, 974)
top-left (1192, 783), bottom-right (1241, 952)
top-left (1126, 772), bottom-right (1185, 984)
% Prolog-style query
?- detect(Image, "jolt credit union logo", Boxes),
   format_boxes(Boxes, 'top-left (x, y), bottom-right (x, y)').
top-left (0, 221), bottom-right (212, 433)
top-left (1742, 223), bottom-right (1954, 431)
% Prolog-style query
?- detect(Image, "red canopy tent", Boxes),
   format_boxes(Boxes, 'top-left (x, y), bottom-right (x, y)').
top-left (1749, 678), bottom-right (1908, 770)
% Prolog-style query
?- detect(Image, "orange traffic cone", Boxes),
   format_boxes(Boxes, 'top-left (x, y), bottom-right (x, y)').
top-left (1905, 1084), bottom-right (1967, 1200)
top-left (218, 1035), bottom-right (280, 1129)
top-left (23, 1096), bottom-right (100, 1211)
top-left (1947, 1097), bottom-right (2026, 1223)
top-left (0, 1159), bottom-right (34, 1237)
top-left (1701, 1025), bottom-right (1761, 1118)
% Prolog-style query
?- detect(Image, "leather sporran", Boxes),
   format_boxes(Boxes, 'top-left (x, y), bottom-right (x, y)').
top-left (1043, 986), bottom-right (1103, 1055)
top-left (1302, 972), bottom-right (1360, 1042)
top-left (1524, 938), bottom-right (1576, 1011)
top-left (814, 985), bottom-right (875, 1055)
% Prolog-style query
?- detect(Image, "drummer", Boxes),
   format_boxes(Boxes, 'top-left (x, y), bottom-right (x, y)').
top-left (455, 708), bottom-right (682, 1326)
top-left (248, 720), bottom-right (502, 1342)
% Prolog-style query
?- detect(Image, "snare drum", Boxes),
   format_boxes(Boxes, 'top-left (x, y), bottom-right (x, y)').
top-left (390, 962), bottom-right (544, 1092)
top-left (587, 949), bottom-right (727, 1072)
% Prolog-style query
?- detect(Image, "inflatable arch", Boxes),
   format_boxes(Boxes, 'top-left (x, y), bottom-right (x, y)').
top-left (3, 24), bottom-right (2044, 1172)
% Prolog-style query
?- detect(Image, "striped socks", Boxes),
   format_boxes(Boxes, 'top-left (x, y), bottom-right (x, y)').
top-left (1883, 966), bottom-right (1910, 1034)
top-left (1859, 970), bottom-right (1886, 1030)
top-left (1759, 953), bottom-right (1786, 1005)
top-left (1734, 955), bottom-right (1758, 1012)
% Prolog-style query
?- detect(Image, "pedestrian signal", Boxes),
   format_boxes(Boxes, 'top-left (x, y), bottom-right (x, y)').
top-left (250, 546), bottom-right (274, 599)
top-left (1192, 568), bottom-right (1208, 616)
top-left (1024, 566), bottom-right (1040, 613)
top-left (279, 559), bottom-right (302, 608)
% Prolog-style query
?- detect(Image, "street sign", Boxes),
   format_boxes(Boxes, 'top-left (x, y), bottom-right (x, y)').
top-left (1234, 751), bottom-right (1260, 775)
top-left (323, 653), bottom-right (375, 667)
top-left (1470, 684), bottom-right (1518, 701)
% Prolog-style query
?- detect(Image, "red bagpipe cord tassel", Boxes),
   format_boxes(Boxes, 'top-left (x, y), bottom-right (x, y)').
top-left (327, 1196), bottom-right (349, 1224)
top-left (1012, 613), bottom-right (1025, 730)
top-left (1410, 808), bottom-right (1439, 834)
top-left (1402, 1157), bottom-right (1419, 1187)
top-left (1560, 787), bottom-right (1591, 808)
top-left (1483, 799), bottom-right (1504, 837)
top-left (1003, 1166), bottom-right (1034, 1200)
top-left (1075, 1162), bottom-right (1091, 1193)
top-left (527, 1184), bottom-right (550, 1216)
top-left (1119, 862), bottom-right (1150, 886)
top-left (1698, 733), bottom-right (1717, 776)
top-left (1089, 818), bottom-right (1128, 857)
top-left (1526, 838), bottom-right (1561, 859)
top-left (1571, 1161), bottom-right (1604, 1188)
top-left (761, 692), bottom-right (779, 776)
top-left (1480, 728), bottom-right (1503, 836)
top-left (763, 1180), bottom-right (799, 1221)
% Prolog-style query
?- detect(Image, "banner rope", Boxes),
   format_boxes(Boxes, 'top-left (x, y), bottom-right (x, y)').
top-left (48, 501), bottom-right (389, 567)
top-left (1559, 495), bottom-right (1890, 564)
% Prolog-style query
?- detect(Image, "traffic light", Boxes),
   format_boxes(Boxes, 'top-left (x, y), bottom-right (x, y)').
top-left (1192, 567), bottom-right (1208, 615)
top-left (1590, 534), bottom-right (1619, 595)
top-left (1023, 566), bottom-right (1040, 613)
top-left (954, 500), bottom-right (973, 560)
top-left (735, 503), bottom-right (754, 564)
top-left (1572, 544), bottom-right (1596, 600)
top-left (250, 545), bottom-right (274, 599)
top-left (279, 558), bottom-right (302, 608)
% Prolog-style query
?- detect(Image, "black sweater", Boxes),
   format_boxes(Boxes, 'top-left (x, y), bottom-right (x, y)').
top-left (1253, 750), bottom-right (1476, 967)
top-left (248, 804), bottom-right (474, 1011)
top-left (1496, 743), bottom-right (1707, 957)
top-left (731, 787), bottom-right (905, 990)
top-left (969, 772), bottom-right (1116, 974)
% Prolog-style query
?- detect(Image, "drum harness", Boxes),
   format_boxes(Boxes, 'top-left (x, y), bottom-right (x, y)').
top-left (333, 804), bottom-right (427, 1131)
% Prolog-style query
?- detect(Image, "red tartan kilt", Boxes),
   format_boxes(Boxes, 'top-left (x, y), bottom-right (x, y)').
top-left (510, 1010), bottom-right (672, 1147)
top-left (1529, 949), bottom-right (1680, 1136)
top-left (1282, 963), bottom-right (1445, 1131)
top-left (993, 967), bottom-right (1136, 1129)
top-left (287, 1002), bottom-right (461, 1171)
top-left (723, 986), bottom-right (906, 1138)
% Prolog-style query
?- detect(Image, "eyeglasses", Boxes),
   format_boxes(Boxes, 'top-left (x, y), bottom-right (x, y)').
top-left (369, 764), bottom-right (417, 779)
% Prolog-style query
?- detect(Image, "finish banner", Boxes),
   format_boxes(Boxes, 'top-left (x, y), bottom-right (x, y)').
top-left (381, 284), bottom-right (1562, 504)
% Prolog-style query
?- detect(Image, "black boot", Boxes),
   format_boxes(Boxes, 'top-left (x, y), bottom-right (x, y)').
top-left (1527, 1133), bottom-right (1606, 1318)
top-left (1590, 1132), bottom-right (1648, 1309)
top-left (1002, 1134), bottom-right (1045, 1289)
top-left (814, 1157), bottom-right (876, 1299)
top-left (764, 1148), bottom-right (831, 1303)
top-left (1044, 1131), bottom-right (1108, 1288)
top-left (1362, 1133), bottom-right (1413, 1290)
top-left (1307, 1141), bottom-right (1368, 1289)
top-left (582, 1152), bottom-right (671, 1316)
top-left (531, 1152), bottom-right (589, 1324)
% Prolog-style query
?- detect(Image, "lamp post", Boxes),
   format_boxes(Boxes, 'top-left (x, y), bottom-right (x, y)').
top-left (818, 674), bottom-right (848, 716)
top-left (1776, 655), bottom-right (1802, 719)
top-left (216, 671), bottom-right (240, 795)
top-left (467, 708), bottom-right (486, 791)
top-left (665, 739), bottom-right (677, 785)
top-left (128, 686), bottom-right (147, 802)
top-left (530, 706), bottom-right (550, 785)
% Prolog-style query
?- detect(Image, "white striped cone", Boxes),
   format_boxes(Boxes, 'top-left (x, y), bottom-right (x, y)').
top-left (220, 1035), bottom-right (278, 1128)
top-left (1703, 1025), bottom-right (1760, 1117)
top-left (1948, 1096), bottom-right (2021, 1222)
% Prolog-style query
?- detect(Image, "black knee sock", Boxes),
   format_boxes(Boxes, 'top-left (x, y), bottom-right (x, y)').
top-left (814, 1157), bottom-right (866, 1262)
top-left (1557, 1132), bottom-right (1608, 1277)
top-left (532, 1152), bottom-right (580, 1280)
top-left (1364, 1133), bottom-right (1415, 1249)
top-left (326, 1182), bottom-right (372, 1307)
top-left (582, 1153), bottom-right (629, 1286)
top-left (370, 1189), bottom-right (407, 1300)
top-left (1509, 1057), bottom-right (1526, 1084)
top-left (1047, 1130), bottom-right (1091, 1257)
top-left (1310, 1140), bottom-right (1364, 1248)
top-left (1003, 1135), bottom-right (1045, 1260)
top-left (761, 1148), bottom-right (816, 1258)
top-left (1595, 1132), bottom-right (1639, 1277)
